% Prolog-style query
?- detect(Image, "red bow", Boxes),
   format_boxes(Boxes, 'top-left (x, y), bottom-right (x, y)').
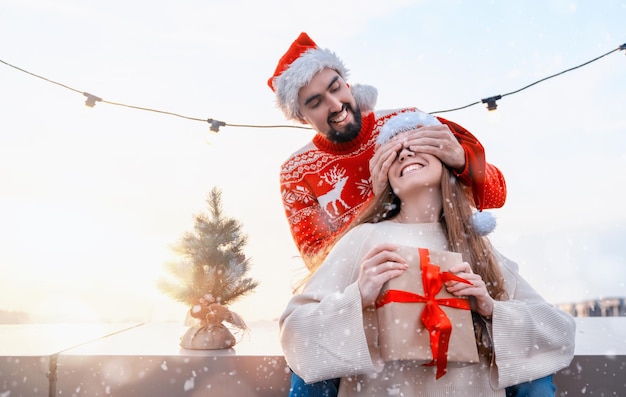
top-left (376, 248), bottom-right (472, 379)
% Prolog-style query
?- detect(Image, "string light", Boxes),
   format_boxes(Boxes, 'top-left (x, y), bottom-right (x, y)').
top-left (430, 42), bottom-right (625, 114)
top-left (481, 95), bottom-right (502, 111)
top-left (1, 42), bottom-right (624, 127)
top-left (0, 59), bottom-right (304, 133)
top-left (207, 119), bottom-right (226, 133)
top-left (83, 92), bottom-right (102, 108)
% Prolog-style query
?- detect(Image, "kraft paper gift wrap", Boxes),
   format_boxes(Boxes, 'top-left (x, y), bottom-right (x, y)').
top-left (375, 246), bottom-right (479, 378)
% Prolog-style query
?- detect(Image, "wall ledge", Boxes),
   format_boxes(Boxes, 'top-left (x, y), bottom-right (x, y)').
top-left (1, 317), bottom-right (624, 396)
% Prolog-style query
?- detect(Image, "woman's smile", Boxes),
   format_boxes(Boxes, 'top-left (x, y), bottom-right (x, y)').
top-left (400, 162), bottom-right (424, 177)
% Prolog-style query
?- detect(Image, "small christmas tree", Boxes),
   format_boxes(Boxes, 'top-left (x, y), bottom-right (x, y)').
top-left (158, 187), bottom-right (259, 349)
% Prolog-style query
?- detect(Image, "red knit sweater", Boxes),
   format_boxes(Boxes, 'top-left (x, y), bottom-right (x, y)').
top-left (279, 108), bottom-right (507, 262)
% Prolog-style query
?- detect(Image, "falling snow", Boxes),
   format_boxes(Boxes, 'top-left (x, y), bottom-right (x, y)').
top-left (183, 376), bottom-right (195, 391)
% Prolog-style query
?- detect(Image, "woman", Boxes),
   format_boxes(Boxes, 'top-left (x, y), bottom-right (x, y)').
top-left (279, 112), bottom-right (576, 396)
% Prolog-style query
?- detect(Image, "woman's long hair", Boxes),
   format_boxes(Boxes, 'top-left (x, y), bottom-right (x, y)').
top-left (303, 165), bottom-right (508, 358)
top-left (310, 166), bottom-right (507, 300)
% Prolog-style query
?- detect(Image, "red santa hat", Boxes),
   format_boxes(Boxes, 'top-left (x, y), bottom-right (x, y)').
top-left (268, 32), bottom-right (377, 120)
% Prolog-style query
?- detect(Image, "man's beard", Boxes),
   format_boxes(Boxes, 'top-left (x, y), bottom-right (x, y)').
top-left (325, 103), bottom-right (362, 144)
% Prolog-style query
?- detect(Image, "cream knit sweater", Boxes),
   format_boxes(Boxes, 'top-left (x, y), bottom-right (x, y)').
top-left (280, 221), bottom-right (575, 397)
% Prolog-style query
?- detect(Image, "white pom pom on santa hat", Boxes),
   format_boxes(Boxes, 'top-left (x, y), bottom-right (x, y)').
top-left (471, 211), bottom-right (497, 236)
top-left (350, 83), bottom-right (378, 113)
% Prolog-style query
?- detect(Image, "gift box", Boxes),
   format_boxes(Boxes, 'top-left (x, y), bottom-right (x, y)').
top-left (375, 246), bottom-right (479, 379)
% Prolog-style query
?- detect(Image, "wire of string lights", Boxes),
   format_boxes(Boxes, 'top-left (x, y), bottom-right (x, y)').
top-left (1, 42), bottom-right (624, 131)
top-left (0, 58), bottom-right (312, 132)
top-left (430, 42), bottom-right (625, 114)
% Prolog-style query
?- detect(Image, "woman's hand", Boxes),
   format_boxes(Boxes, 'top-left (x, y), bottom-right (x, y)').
top-left (358, 244), bottom-right (408, 308)
top-left (446, 262), bottom-right (494, 318)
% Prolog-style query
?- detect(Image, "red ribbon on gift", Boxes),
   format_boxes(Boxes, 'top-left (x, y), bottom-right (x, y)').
top-left (375, 248), bottom-right (473, 379)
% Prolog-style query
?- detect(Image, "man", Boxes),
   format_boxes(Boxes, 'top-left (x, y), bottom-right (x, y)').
top-left (268, 32), bottom-right (554, 397)
top-left (269, 32), bottom-right (506, 267)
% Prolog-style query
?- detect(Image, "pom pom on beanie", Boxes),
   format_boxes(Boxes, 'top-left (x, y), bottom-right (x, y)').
top-left (471, 211), bottom-right (497, 236)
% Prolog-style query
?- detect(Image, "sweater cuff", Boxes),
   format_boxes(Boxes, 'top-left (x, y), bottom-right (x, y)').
top-left (491, 301), bottom-right (575, 389)
top-left (452, 150), bottom-right (472, 183)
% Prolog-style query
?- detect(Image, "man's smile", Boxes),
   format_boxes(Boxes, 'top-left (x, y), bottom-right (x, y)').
top-left (329, 105), bottom-right (349, 124)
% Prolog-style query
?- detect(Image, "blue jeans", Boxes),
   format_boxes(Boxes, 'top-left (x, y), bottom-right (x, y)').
top-left (289, 372), bottom-right (555, 397)
top-left (289, 372), bottom-right (339, 397)
top-left (506, 374), bottom-right (555, 397)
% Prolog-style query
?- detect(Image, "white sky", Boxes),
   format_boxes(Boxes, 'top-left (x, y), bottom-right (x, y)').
top-left (1, 0), bottom-right (625, 324)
